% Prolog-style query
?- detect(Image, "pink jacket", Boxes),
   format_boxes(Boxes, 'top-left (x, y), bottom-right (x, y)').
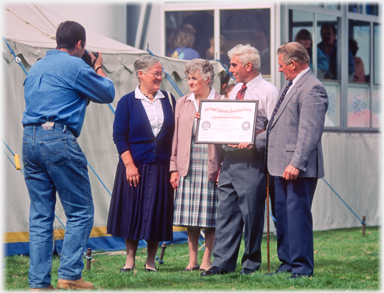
top-left (170, 91), bottom-right (224, 182)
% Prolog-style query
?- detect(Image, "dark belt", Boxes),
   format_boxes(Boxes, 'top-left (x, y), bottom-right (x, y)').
top-left (24, 122), bottom-right (73, 135)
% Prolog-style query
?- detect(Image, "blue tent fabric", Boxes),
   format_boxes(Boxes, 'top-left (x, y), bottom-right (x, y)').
top-left (4, 231), bottom-right (191, 256)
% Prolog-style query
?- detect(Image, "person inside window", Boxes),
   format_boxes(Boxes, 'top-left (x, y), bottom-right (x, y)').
top-left (317, 23), bottom-right (355, 80)
top-left (169, 24), bottom-right (200, 60)
top-left (348, 38), bottom-right (366, 83)
top-left (295, 29), bottom-right (329, 76)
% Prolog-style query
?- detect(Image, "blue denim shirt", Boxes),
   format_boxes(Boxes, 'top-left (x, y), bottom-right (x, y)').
top-left (22, 50), bottom-right (115, 137)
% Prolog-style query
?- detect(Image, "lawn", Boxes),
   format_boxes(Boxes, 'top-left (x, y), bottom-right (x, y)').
top-left (3, 226), bottom-right (380, 290)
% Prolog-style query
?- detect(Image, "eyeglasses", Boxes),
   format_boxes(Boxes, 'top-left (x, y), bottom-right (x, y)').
top-left (184, 76), bottom-right (200, 82)
top-left (146, 71), bottom-right (166, 78)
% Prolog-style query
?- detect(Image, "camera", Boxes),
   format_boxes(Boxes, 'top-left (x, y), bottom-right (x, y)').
top-left (82, 50), bottom-right (99, 68)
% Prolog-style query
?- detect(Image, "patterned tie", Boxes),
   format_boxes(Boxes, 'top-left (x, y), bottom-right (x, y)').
top-left (235, 84), bottom-right (247, 100)
top-left (267, 81), bottom-right (293, 132)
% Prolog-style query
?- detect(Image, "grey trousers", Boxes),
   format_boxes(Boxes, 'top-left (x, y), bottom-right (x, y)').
top-left (212, 148), bottom-right (266, 272)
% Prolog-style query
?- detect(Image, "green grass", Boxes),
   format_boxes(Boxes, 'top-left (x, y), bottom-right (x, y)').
top-left (3, 226), bottom-right (380, 290)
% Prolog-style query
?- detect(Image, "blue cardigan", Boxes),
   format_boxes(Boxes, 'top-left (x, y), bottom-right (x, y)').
top-left (113, 90), bottom-right (176, 165)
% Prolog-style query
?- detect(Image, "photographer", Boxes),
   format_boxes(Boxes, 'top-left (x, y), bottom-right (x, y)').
top-left (22, 21), bottom-right (115, 290)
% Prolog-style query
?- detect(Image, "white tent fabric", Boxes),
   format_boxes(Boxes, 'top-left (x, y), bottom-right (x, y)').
top-left (2, 3), bottom-right (225, 255)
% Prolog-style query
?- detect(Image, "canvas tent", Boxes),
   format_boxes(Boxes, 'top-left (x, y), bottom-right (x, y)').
top-left (2, 3), bottom-right (225, 256)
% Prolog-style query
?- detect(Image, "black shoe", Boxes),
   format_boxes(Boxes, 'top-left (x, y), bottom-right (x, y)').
top-left (288, 273), bottom-right (311, 279)
top-left (119, 266), bottom-right (134, 273)
top-left (265, 269), bottom-right (290, 276)
top-left (144, 264), bottom-right (157, 272)
top-left (200, 266), bottom-right (228, 276)
top-left (240, 268), bottom-right (255, 275)
top-left (183, 264), bottom-right (200, 271)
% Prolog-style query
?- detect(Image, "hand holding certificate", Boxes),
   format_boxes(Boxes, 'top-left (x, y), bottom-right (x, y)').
top-left (195, 100), bottom-right (259, 144)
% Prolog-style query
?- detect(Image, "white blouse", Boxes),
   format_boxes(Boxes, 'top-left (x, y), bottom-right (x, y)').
top-left (135, 87), bottom-right (165, 137)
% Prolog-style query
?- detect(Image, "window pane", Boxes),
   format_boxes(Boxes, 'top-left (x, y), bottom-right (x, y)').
top-left (316, 15), bottom-right (341, 80)
top-left (372, 24), bottom-right (381, 128)
top-left (373, 23), bottom-right (381, 84)
top-left (289, 10), bottom-right (315, 70)
top-left (349, 4), bottom-right (364, 13)
top-left (220, 8), bottom-right (271, 75)
top-left (347, 84), bottom-right (371, 127)
top-left (323, 81), bottom-right (341, 127)
top-left (365, 4), bottom-right (379, 16)
top-left (165, 11), bottom-right (214, 60)
top-left (348, 20), bottom-right (370, 83)
top-left (372, 86), bottom-right (381, 128)
top-left (323, 3), bottom-right (340, 10)
top-left (348, 4), bottom-right (379, 16)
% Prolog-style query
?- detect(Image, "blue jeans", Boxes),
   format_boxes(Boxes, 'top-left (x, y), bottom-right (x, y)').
top-left (22, 124), bottom-right (94, 289)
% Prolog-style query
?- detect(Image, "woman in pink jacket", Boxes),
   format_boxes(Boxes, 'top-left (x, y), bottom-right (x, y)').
top-left (170, 59), bottom-right (224, 272)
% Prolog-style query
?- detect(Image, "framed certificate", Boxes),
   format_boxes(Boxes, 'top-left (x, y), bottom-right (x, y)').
top-left (195, 100), bottom-right (259, 144)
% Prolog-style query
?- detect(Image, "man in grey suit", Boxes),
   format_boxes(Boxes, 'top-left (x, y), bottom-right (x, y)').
top-left (201, 44), bottom-right (278, 276)
top-left (261, 42), bottom-right (328, 278)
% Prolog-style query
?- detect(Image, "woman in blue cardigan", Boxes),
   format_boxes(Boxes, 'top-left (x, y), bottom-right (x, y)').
top-left (107, 55), bottom-right (176, 272)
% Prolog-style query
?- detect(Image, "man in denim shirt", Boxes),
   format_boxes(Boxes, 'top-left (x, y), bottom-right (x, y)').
top-left (22, 21), bottom-right (115, 290)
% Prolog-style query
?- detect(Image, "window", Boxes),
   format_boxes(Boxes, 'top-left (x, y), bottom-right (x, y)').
top-left (288, 5), bottom-right (380, 131)
top-left (372, 23), bottom-right (381, 128)
top-left (165, 10), bottom-right (214, 60)
top-left (289, 10), bottom-right (341, 127)
top-left (164, 7), bottom-right (272, 75)
top-left (346, 20), bottom-right (381, 129)
top-left (349, 3), bottom-right (380, 16)
top-left (220, 9), bottom-right (271, 75)
top-left (347, 20), bottom-right (371, 128)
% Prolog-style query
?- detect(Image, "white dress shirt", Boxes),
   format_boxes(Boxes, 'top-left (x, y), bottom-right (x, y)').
top-left (228, 74), bottom-right (279, 132)
top-left (135, 87), bottom-right (164, 137)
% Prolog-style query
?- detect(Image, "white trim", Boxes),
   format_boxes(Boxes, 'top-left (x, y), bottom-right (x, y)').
top-left (134, 3), bottom-right (148, 49)
top-left (271, 3), bottom-right (278, 88)
top-left (164, 2), bottom-right (274, 11)
top-left (214, 8), bottom-right (220, 61)
top-left (159, 3), bottom-right (165, 56)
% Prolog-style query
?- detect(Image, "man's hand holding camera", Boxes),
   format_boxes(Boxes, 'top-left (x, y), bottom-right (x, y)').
top-left (90, 52), bottom-right (106, 77)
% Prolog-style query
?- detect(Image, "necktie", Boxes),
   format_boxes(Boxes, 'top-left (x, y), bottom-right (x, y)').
top-left (267, 81), bottom-right (293, 131)
top-left (235, 84), bottom-right (247, 100)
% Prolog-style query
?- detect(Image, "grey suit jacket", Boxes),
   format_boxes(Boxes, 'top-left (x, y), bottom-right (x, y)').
top-left (261, 69), bottom-right (328, 178)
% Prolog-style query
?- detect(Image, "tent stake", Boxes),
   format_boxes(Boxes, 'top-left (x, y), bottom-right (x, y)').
top-left (86, 248), bottom-right (92, 270)
top-left (362, 216), bottom-right (366, 237)
top-left (158, 242), bottom-right (167, 264)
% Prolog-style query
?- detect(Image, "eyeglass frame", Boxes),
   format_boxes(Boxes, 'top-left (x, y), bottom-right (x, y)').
top-left (184, 76), bottom-right (201, 82)
top-left (144, 71), bottom-right (166, 78)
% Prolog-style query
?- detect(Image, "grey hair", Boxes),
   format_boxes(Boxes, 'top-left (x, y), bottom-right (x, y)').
top-left (227, 44), bottom-right (261, 71)
top-left (184, 58), bottom-right (215, 87)
top-left (277, 42), bottom-right (310, 65)
top-left (134, 55), bottom-right (160, 85)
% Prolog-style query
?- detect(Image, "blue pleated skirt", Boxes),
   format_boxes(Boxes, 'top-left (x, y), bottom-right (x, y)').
top-left (107, 160), bottom-right (174, 241)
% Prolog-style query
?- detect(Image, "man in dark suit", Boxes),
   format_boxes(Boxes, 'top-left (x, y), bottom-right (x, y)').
top-left (261, 42), bottom-right (328, 278)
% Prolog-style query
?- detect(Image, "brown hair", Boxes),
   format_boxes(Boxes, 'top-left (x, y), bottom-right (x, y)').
top-left (172, 24), bottom-right (196, 48)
